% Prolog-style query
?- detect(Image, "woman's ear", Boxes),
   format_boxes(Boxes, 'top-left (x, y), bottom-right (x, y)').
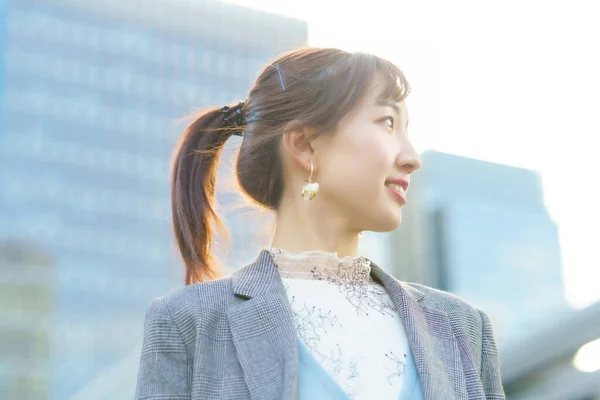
top-left (280, 121), bottom-right (318, 173)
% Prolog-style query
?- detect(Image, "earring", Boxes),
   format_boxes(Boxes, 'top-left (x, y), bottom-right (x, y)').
top-left (301, 160), bottom-right (319, 201)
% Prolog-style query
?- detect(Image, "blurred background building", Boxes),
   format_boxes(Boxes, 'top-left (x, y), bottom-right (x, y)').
top-left (388, 150), bottom-right (569, 347)
top-left (1, 0), bottom-right (599, 399)
top-left (386, 151), bottom-right (600, 399)
top-left (0, 0), bottom-right (306, 398)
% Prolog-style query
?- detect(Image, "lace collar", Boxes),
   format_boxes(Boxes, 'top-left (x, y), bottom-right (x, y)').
top-left (267, 247), bottom-right (374, 284)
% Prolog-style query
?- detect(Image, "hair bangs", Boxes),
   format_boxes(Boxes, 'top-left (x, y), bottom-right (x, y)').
top-left (349, 53), bottom-right (410, 105)
top-left (308, 52), bottom-right (410, 135)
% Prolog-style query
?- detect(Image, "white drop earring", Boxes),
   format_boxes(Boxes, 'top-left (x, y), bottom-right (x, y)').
top-left (301, 160), bottom-right (319, 201)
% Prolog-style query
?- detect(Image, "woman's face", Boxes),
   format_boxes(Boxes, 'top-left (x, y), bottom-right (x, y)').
top-left (312, 80), bottom-right (421, 233)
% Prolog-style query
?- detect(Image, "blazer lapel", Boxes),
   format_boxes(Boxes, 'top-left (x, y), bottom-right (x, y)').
top-left (227, 250), bottom-right (298, 400)
top-left (370, 263), bottom-right (475, 400)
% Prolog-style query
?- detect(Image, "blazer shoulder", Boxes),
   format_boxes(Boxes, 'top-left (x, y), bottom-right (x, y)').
top-left (150, 275), bottom-right (234, 315)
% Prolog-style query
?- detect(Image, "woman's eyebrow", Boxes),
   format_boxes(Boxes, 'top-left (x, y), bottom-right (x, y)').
top-left (374, 99), bottom-right (400, 114)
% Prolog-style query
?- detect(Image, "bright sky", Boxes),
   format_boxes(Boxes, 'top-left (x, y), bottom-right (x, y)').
top-left (222, 0), bottom-right (600, 309)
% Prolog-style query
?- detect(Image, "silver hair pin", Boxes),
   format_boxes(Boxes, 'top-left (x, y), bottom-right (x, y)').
top-left (274, 63), bottom-right (286, 91)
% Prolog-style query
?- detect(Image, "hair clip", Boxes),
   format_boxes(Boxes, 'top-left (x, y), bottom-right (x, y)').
top-left (274, 63), bottom-right (286, 91)
top-left (222, 100), bottom-right (245, 136)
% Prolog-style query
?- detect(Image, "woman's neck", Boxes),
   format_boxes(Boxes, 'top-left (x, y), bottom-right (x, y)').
top-left (270, 199), bottom-right (361, 258)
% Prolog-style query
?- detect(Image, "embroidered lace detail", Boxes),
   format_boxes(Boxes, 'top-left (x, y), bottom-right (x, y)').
top-left (270, 248), bottom-right (396, 316)
top-left (276, 250), bottom-right (409, 399)
top-left (288, 295), bottom-right (362, 396)
top-left (384, 351), bottom-right (408, 385)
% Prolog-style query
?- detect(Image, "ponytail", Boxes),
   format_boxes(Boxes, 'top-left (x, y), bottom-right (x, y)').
top-left (171, 104), bottom-right (244, 285)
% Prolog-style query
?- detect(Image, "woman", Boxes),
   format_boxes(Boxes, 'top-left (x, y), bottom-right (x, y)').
top-left (135, 47), bottom-right (506, 400)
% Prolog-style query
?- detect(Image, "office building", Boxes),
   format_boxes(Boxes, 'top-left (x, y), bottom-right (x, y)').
top-left (0, 0), bottom-right (307, 397)
top-left (389, 151), bottom-right (568, 347)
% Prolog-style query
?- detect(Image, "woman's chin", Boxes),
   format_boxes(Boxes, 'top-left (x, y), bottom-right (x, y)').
top-left (369, 209), bottom-right (403, 233)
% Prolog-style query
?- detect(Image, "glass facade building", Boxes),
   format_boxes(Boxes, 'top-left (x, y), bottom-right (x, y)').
top-left (0, 0), bottom-right (307, 398)
top-left (390, 151), bottom-right (568, 348)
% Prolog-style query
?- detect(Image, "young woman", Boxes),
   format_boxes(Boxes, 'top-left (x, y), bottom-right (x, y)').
top-left (135, 47), bottom-right (506, 400)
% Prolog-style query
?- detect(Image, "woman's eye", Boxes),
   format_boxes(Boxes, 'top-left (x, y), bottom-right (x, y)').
top-left (382, 116), bottom-right (395, 130)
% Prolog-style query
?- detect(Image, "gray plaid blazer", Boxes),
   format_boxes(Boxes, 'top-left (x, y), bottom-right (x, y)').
top-left (135, 250), bottom-right (506, 400)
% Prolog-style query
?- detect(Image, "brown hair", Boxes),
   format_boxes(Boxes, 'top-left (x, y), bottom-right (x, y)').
top-left (171, 47), bottom-right (410, 284)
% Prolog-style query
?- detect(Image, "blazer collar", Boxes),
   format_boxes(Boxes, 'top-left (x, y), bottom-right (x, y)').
top-left (231, 249), bottom-right (279, 298)
top-left (369, 260), bottom-right (426, 303)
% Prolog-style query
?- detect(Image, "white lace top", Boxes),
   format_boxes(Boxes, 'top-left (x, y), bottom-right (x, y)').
top-left (268, 248), bottom-right (412, 400)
